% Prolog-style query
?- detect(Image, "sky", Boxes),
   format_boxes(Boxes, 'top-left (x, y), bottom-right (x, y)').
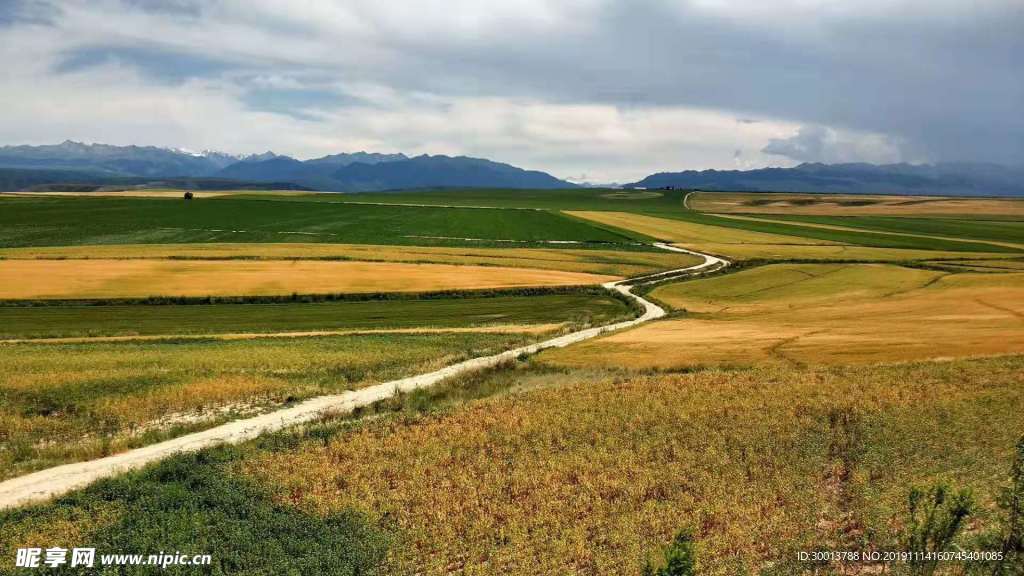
top-left (0, 0), bottom-right (1020, 182)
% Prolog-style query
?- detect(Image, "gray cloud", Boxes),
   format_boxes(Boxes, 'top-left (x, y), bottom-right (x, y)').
top-left (762, 126), bottom-right (835, 163)
top-left (0, 0), bottom-right (1021, 180)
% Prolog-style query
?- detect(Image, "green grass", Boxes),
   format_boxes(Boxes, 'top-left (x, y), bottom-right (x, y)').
top-left (298, 187), bottom-right (696, 212)
top-left (0, 446), bottom-right (391, 575)
top-left (749, 214), bottom-right (1024, 245)
top-left (651, 211), bottom-right (1020, 253)
top-left (0, 289), bottom-right (633, 339)
top-left (331, 189), bottom-right (1021, 252)
top-left (0, 331), bottom-right (536, 478)
top-left (0, 195), bottom-right (642, 248)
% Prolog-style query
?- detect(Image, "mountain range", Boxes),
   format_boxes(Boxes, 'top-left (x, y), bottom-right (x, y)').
top-left (1, 141), bottom-right (1022, 196)
top-left (629, 162), bottom-right (1024, 197)
top-left (0, 141), bottom-right (572, 191)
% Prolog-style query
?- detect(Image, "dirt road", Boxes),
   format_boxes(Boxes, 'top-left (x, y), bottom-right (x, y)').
top-left (0, 243), bottom-right (727, 509)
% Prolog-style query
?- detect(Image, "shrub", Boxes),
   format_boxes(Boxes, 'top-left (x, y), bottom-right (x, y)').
top-left (898, 484), bottom-right (974, 575)
top-left (643, 530), bottom-right (698, 576)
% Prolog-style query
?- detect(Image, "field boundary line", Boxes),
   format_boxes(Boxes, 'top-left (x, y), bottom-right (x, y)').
top-left (0, 324), bottom-right (566, 346)
top-left (0, 243), bottom-right (728, 509)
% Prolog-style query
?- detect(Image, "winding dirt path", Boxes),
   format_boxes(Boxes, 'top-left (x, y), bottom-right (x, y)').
top-left (0, 243), bottom-right (727, 510)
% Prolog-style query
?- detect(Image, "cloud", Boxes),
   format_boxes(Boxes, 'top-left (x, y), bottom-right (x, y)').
top-left (762, 125), bottom-right (906, 164)
top-left (0, 0), bottom-right (1021, 180)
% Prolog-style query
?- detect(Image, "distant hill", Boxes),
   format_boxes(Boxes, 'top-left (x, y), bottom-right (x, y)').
top-left (0, 141), bottom-right (234, 177)
top-left (327, 155), bottom-right (572, 191)
top-left (629, 162), bottom-right (1024, 197)
top-left (0, 142), bottom-right (575, 191)
top-left (0, 167), bottom-right (312, 192)
top-left (214, 153), bottom-right (573, 191)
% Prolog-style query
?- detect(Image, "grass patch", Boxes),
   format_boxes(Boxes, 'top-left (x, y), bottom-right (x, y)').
top-left (753, 214), bottom-right (1024, 246)
top-left (0, 289), bottom-right (633, 339)
top-left (0, 195), bottom-right (636, 248)
top-left (0, 445), bottom-right (390, 574)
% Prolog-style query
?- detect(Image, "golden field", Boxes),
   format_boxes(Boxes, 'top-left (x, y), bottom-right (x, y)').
top-left (245, 356), bottom-right (1024, 575)
top-left (0, 259), bottom-right (618, 299)
top-left (688, 191), bottom-right (1024, 217)
top-left (0, 242), bottom-right (700, 277)
top-left (543, 264), bottom-right (1024, 369)
top-left (567, 210), bottom-right (832, 246)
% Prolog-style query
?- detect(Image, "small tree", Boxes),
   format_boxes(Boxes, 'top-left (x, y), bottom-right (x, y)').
top-left (899, 484), bottom-right (974, 575)
top-left (643, 530), bottom-right (698, 576)
top-left (183, 191), bottom-right (194, 200)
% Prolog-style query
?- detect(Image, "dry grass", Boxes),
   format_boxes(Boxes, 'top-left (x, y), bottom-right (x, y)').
top-left (689, 191), bottom-right (1024, 217)
top-left (543, 264), bottom-right (1024, 369)
top-left (0, 332), bottom-right (534, 478)
top-left (0, 243), bottom-right (700, 277)
top-left (245, 357), bottom-right (1024, 575)
top-left (0, 259), bottom-right (618, 299)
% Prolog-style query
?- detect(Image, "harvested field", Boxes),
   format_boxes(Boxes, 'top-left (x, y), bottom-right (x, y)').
top-left (0, 259), bottom-right (618, 300)
top-left (543, 264), bottom-right (1024, 368)
top-left (689, 191), bottom-right (1024, 217)
top-left (0, 242), bottom-right (700, 277)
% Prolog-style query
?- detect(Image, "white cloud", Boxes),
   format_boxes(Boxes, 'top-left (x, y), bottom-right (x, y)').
top-left (0, 0), bottom-right (1020, 179)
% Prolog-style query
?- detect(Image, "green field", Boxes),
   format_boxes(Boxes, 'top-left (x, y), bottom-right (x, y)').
top-left (742, 213), bottom-right (1024, 245)
top-left (325, 188), bottom-right (1024, 253)
top-left (301, 187), bottom-right (696, 211)
top-left (0, 195), bottom-right (643, 248)
top-left (0, 289), bottom-right (632, 339)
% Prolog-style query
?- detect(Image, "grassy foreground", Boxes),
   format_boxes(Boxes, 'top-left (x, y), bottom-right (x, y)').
top-left (4, 356), bottom-right (1021, 574)
top-left (0, 331), bottom-right (537, 479)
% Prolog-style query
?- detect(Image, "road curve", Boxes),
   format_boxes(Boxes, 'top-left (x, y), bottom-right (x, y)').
top-left (0, 244), bottom-right (729, 510)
